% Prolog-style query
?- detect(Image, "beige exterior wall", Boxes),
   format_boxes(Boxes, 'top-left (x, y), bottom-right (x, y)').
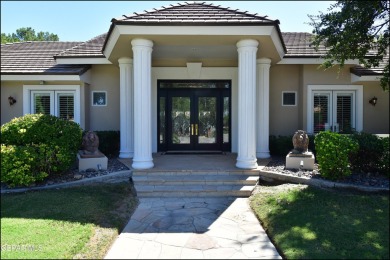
top-left (2, 62), bottom-right (388, 147)
top-left (301, 65), bottom-right (389, 134)
top-left (269, 64), bottom-right (301, 136)
top-left (361, 82), bottom-right (389, 134)
top-left (1, 81), bottom-right (24, 124)
top-left (88, 64), bottom-right (120, 131)
top-left (1, 80), bottom-right (86, 128)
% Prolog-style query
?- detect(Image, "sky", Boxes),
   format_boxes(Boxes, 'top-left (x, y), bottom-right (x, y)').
top-left (1, 1), bottom-right (335, 42)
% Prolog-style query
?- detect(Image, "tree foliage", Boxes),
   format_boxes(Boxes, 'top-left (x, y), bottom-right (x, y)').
top-left (1, 27), bottom-right (59, 44)
top-left (309, 0), bottom-right (389, 91)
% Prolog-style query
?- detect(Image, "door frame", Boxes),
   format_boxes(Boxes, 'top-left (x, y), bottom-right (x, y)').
top-left (157, 80), bottom-right (231, 152)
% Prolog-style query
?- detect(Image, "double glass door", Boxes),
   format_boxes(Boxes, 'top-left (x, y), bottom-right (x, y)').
top-left (158, 81), bottom-right (231, 152)
top-left (313, 90), bottom-right (355, 133)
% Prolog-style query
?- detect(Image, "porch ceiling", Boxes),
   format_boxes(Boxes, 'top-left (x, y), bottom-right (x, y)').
top-left (108, 34), bottom-right (281, 67)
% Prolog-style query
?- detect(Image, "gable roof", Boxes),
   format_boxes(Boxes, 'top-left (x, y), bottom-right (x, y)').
top-left (1, 41), bottom-right (90, 75)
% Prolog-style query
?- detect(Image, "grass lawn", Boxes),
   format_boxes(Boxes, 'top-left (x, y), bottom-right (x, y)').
top-left (250, 184), bottom-right (389, 259)
top-left (1, 182), bottom-right (138, 259)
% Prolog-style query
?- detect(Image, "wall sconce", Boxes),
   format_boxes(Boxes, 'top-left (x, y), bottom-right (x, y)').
top-left (369, 97), bottom-right (378, 106)
top-left (8, 96), bottom-right (17, 106)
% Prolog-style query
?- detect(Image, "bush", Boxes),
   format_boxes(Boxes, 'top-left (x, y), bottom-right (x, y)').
top-left (314, 131), bottom-right (359, 181)
top-left (269, 135), bottom-right (316, 156)
top-left (379, 137), bottom-right (389, 177)
top-left (84, 131), bottom-right (120, 158)
top-left (1, 114), bottom-right (82, 187)
top-left (349, 132), bottom-right (387, 174)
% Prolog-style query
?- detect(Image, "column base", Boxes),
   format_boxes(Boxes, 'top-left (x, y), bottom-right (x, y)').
top-left (132, 159), bottom-right (154, 170)
top-left (236, 158), bottom-right (258, 169)
top-left (119, 151), bottom-right (134, 159)
top-left (256, 151), bottom-right (270, 159)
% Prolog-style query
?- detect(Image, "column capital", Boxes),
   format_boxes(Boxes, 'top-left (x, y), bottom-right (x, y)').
top-left (236, 39), bottom-right (259, 49)
top-left (131, 38), bottom-right (153, 48)
top-left (118, 57), bottom-right (133, 64)
top-left (257, 58), bottom-right (272, 65)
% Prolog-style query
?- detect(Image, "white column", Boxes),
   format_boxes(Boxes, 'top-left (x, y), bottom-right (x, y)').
top-left (257, 58), bottom-right (272, 158)
top-left (118, 57), bottom-right (134, 158)
top-left (131, 38), bottom-right (154, 169)
top-left (236, 39), bottom-right (259, 169)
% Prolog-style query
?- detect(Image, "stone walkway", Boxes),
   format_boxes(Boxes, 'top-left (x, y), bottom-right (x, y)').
top-left (104, 197), bottom-right (281, 259)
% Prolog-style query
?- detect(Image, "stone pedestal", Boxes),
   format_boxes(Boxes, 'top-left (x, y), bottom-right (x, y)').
top-left (78, 151), bottom-right (108, 172)
top-left (286, 152), bottom-right (315, 170)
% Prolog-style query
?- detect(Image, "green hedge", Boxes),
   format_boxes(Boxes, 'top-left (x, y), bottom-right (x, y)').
top-left (314, 131), bottom-right (359, 180)
top-left (349, 132), bottom-right (389, 176)
top-left (1, 114), bottom-right (82, 187)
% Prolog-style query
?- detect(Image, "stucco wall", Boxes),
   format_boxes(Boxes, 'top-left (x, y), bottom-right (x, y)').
top-left (1, 81), bottom-right (24, 124)
top-left (301, 65), bottom-right (389, 134)
top-left (1, 80), bottom-right (85, 128)
top-left (88, 64), bottom-right (120, 131)
top-left (269, 64), bottom-right (301, 136)
top-left (361, 82), bottom-right (389, 134)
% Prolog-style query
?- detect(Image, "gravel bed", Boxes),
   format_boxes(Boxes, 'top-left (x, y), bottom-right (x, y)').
top-left (263, 156), bottom-right (389, 189)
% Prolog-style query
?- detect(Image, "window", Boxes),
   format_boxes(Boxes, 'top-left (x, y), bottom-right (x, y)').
top-left (92, 91), bottom-right (107, 106)
top-left (307, 85), bottom-right (363, 134)
top-left (23, 85), bottom-right (80, 124)
top-left (282, 91), bottom-right (297, 106)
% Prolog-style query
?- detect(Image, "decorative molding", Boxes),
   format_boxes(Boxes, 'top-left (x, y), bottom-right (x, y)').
top-left (186, 62), bottom-right (202, 79)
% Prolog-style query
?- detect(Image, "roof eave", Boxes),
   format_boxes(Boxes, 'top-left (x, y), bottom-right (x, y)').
top-left (102, 20), bottom-right (282, 53)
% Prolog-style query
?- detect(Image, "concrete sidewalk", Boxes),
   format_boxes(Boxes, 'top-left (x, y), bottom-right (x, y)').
top-left (104, 197), bottom-right (281, 259)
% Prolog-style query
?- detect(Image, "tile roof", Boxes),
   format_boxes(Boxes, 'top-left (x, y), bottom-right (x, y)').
top-left (55, 33), bottom-right (107, 58)
top-left (282, 32), bottom-right (327, 57)
top-left (56, 32), bottom-right (325, 59)
top-left (1, 41), bottom-right (90, 75)
top-left (0, 1), bottom-right (386, 78)
top-left (350, 55), bottom-right (389, 76)
top-left (113, 2), bottom-right (278, 24)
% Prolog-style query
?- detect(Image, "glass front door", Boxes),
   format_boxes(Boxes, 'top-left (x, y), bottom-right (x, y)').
top-left (158, 80), bottom-right (231, 152)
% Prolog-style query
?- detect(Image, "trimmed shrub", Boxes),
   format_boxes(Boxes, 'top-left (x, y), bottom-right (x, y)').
top-left (1, 114), bottom-right (82, 187)
top-left (83, 131), bottom-right (120, 158)
top-left (269, 135), bottom-right (316, 156)
top-left (349, 132), bottom-right (386, 174)
top-left (314, 131), bottom-right (359, 181)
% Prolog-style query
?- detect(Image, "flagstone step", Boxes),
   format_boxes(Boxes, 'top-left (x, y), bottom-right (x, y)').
top-left (132, 174), bottom-right (258, 185)
top-left (132, 170), bottom-right (260, 198)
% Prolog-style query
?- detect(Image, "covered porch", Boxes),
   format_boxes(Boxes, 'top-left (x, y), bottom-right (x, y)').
top-left (119, 153), bottom-right (271, 171)
top-left (102, 2), bottom-right (286, 170)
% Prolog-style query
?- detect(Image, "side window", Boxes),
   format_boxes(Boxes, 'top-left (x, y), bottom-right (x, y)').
top-left (29, 89), bottom-right (76, 122)
top-left (282, 91), bottom-right (297, 106)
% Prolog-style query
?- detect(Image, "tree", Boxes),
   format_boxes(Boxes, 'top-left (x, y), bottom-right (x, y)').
top-left (309, 0), bottom-right (389, 91)
top-left (1, 27), bottom-right (59, 44)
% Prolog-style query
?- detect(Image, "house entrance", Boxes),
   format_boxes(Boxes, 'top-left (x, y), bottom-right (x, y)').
top-left (158, 80), bottom-right (231, 152)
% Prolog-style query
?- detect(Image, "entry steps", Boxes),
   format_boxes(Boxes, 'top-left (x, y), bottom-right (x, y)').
top-left (132, 169), bottom-right (260, 197)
